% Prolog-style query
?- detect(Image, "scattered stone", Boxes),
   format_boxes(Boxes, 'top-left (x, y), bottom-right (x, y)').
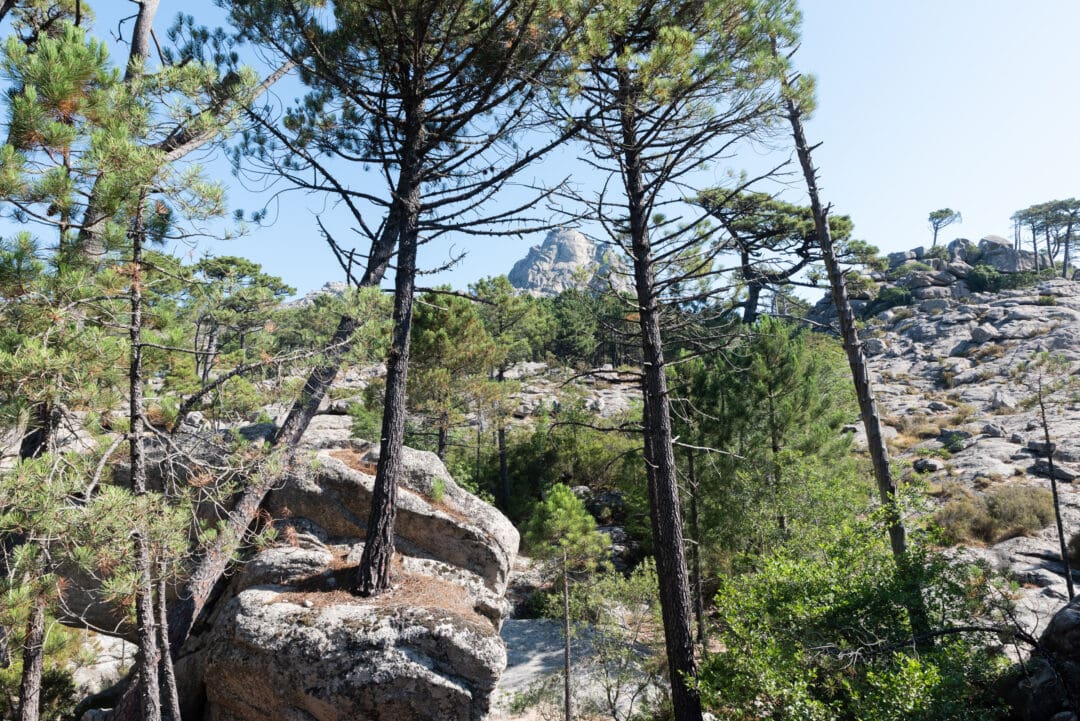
top-left (928, 401), bottom-right (950, 412)
top-left (939, 428), bottom-right (974, 452)
top-left (913, 458), bottom-right (945, 473)
top-left (1027, 440), bottom-right (1057, 458)
top-left (863, 338), bottom-right (888, 355)
top-left (970, 323), bottom-right (1001, 343)
top-left (991, 389), bottom-right (1018, 411)
top-left (982, 423), bottom-right (1007, 438)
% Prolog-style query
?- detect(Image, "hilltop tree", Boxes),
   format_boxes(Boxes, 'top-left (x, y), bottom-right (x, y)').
top-left (928, 208), bottom-right (961, 247)
top-left (559, 2), bottom-right (801, 717)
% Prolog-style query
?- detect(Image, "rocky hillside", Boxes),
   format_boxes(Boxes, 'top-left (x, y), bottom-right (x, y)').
top-left (847, 258), bottom-right (1080, 634)
top-left (508, 228), bottom-right (631, 297)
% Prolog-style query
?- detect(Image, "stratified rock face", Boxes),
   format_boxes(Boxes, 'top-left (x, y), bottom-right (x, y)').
top-left (201, 443), bottom-right (519, 721)
top-left (508, 228), bottom-right (630, 297)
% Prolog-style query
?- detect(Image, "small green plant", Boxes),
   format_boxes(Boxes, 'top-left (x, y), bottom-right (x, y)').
top-left (431, 477), bottom-right (446, 504)
top-left (1036, 294), bottom-right (1058, 306)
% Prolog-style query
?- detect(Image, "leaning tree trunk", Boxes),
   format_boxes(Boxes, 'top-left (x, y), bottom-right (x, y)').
top-left (619, 70), bottom-right (702, 721)
top-left (157, 569), bottom-right (182, 721)
top-left (784, 90), bottom-right (932, 643)
top-left (17, 592), bottom-right (46, 721)
top-left (1037, 376), bottom-right (1075, 600)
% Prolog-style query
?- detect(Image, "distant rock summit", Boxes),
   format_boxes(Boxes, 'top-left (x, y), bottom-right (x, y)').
top-left (508, 228), bottom-right (630, 297)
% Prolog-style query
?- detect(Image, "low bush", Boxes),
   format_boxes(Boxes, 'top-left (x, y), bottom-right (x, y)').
top-left (934, 485), bottom-right (1054, 545)
top-left (702, 519), bottom-right (1010, 721)
top-left (967, 265), bottom-right (1057, 293)
top-left (865, 285), bottom-right (914, 316)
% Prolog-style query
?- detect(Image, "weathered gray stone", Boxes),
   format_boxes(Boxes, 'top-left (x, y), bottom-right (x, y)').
top-left (204, 585), bottom-right (506, 721)
top-left (947, 260), bottom-right (972, 278)
top-left (1029, 460), bottom-right (1079, 482)
top-left (509, 228), bottom-right (630, 297)
top-left (887, 250), bottom-right (916, 267)
top-left (970, 323), bottom-right (1001, 343)
top-left (991, 389), bottom-right (1018, 411)
top-left (947, 238), bottom-right (977, 262)
top-left (863, 338), bottom-right (888, 355)
top-left (911, 285), bottom-right (953, 300)
top-left (268, 446), bottom-right (519, 594)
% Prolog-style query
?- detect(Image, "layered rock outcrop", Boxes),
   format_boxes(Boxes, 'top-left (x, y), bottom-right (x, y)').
top-left (196, 442), bottom-right (519, 721)
top-left (810, 235), bottom-right (1071, 324)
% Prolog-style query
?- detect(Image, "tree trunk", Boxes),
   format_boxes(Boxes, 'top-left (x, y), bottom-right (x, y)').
top-left (157, 570), bottom-right (182, 721)
top-left (355, 220), bottom-right (416, 594)
top-left (562, 552), bottom-right (572, 721)
top-left (18, 403), bottom-right (58, 460)
top-left (129, 201), bottom-right (162, 721)
top-left (618, 69), bottom-right (702, 721)
top-left (436, 422), bottom-right (448, 460)
top-left (498, 426), bottom-right (510, 510)
top-left (742, 276), bottom-right (763, 325)
top-left (1033, 226), bottom-right (1041, 273)
top-left (356, 107), bottom-right (423, 593)
top-left (784, 89), bottom-right (932, 643)
top-left (18, 592), bottom-right (46, 721)
top-left (767, 392), bottom-right (786, 533)
top-left (687, 447), bottom-right (707, 650)
top-left (1063, 222), bottom-right (1073, 279)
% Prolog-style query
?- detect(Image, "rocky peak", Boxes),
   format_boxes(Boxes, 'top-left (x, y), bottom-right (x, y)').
top-left (508, 228), bottom-right (630, 297)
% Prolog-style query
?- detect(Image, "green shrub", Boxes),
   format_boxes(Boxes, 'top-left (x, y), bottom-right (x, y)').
top-left (925, 245), bottom-right (951, 261)
top-left (934, 485), bottom-right (1054, 545)
top-left (1037, 294), bottom-right (1057, 306)
top-left (865, 286), bottom-right (913, 316)
top-left (968, 265), bottom-right (1057, 293)
top-left (702, 520), bottom-right (1009, 721)
top-left (967, 265), bottom-right (1002, 293)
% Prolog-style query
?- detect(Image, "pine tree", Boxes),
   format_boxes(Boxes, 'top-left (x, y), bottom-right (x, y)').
top-left (525, 483), bottom-right (610, 721)
top-left (556, 2), bottom-right (801, 717)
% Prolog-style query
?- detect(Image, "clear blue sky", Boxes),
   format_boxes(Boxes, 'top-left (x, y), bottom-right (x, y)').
top-left (26, 1), bottom-right (1080, 296)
